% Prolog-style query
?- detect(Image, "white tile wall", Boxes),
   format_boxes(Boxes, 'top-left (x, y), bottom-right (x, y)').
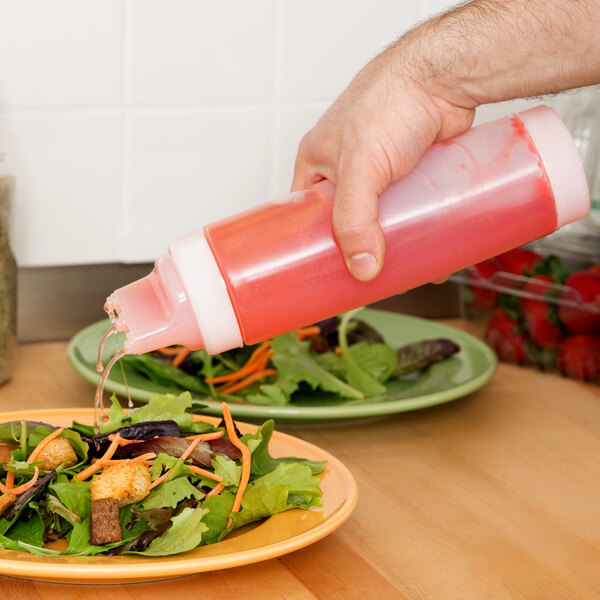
top-left (0, 0), bottom-right (122, 108)
top-left (5, 112), bottom-right (121, 265)
top-left (279, 1), bottom-right (416, 103)
top-left (125, 0), bottom-right (275, 106)
top-left (0, 0), bottom-right (571, 267)
top-left (122, 108), bottom-right (270, 261)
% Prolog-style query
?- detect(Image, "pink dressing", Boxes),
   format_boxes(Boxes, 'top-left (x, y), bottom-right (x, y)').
top-left (104, 106), bottom-right (589, 355)
top-left (204, 114), bottom-right (558, 344)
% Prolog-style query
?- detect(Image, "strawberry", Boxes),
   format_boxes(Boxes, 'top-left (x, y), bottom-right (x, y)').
top-left (589, 264), bottom-right (600, 276)
top-left (465, 258), bottom-right (503, 309)
top-left (557, 334), bottom-right (600, 381)
top-left (518, 274), bottom-right (562, 349)
top-left (495, 247), bottom-right (544, 275)
top-left (558, 271), bottom-right (600, 333)
top-left (484, 309), bottom-right (528, 365)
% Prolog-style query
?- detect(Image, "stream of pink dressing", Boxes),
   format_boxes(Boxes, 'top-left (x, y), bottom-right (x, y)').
top-left (94, 323), bottom-right (132, 433)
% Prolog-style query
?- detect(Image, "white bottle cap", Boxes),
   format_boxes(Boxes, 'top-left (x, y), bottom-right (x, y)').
top-left (517, 105), bottom-right (590, 228)
top-left (169, 231), bottom-right (243, 354)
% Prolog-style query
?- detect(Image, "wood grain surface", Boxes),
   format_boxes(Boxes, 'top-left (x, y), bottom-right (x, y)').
top-left (0, 320), bottom-right (599, 599)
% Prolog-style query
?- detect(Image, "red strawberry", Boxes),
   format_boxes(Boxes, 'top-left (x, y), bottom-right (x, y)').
top-left (558, 271), bottom-right (600, 333)
top-left (484, 309), bottom-right (528, 365)
top-left (558, 334), bottom-right (600, 380)
top-left (518, 274), bottom-right (562, 349)
top-left (465, 258), bottom-right (503, 309)
top-left (495, 248), bottom-right (544, 275)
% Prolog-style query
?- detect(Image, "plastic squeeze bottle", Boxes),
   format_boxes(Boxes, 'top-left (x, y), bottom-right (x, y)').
top-left (105, 105), bottom-right (589, 355)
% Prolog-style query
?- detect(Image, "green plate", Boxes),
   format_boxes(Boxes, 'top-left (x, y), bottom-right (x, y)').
top-left (66, 309), bottom-right (497, 425)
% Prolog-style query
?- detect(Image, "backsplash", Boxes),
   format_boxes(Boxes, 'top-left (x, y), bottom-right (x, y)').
top-left (0, 0), bottom-right (541, 268)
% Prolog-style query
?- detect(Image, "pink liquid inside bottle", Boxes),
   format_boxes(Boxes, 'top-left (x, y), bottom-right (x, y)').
top-left (105, 106), bottom-right (589, 355)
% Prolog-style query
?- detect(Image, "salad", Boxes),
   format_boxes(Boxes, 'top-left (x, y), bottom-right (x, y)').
top-left (0, 394), bottom-right (325, 557)
top-left (122, 309), bottom-right (461, 406)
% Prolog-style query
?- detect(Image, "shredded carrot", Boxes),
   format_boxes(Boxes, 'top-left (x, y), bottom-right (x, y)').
top-left (253, 349), bottom-right (274, 372)
top-left (148, 469), bottom-right (171, 490)
top-left (185, 431), bottom-right (224, 441)
top-left (172, 347), bottom-right (190, 368)
top-left (103, 452), bottom-right (157, 466)
top-left (178, 438), bottom-right (201, 462)
top-left (296, 326), bottom-right (321, 340)
top-left (10, 467), bottom-right (39, 495)
top-left (0, 481), bottom-right (9, 494)
top-left (156, 347), bottom-right (181, 356)
top-left (217, 368), bottom-right (277, 395)
top-left (221, 402), bottom-right (251, 526)
top-left (76, 434), bottom-right (122, 481)
top-left (4, 472), bottom-right (14, 491)
top-left (107, 434), bottom-right (141, 446)
top-left (130, 452), bottom-right (157, 462)
top-left (148, 438), bottom-right (202, 490)
top-left (206, 483), bottom-right (225, 497)
top-left (204, 341), bottom-right (270, 384)
top-left (27, 428), bottom-right (64, 464)
top-left (156, 346), bottom-right (190, 367)
top-left (186, 465), bottom-right (223, 482)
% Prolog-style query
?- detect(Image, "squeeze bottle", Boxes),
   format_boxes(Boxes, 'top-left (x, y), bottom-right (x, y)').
top-left (105, 105), bottom-right (590, 355)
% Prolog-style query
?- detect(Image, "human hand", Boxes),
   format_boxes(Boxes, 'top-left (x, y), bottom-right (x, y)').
top-left (291, 46), bottom-right (476, 282)
top-left (292, 0), bottom-right (600, 283)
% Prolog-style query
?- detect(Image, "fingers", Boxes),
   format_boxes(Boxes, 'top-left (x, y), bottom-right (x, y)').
top-left (292, 127), bottom-right (337, 192)
top-left (332, 151), bottom-right (387, 282)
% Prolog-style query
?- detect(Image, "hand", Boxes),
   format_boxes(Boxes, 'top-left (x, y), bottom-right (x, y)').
top-left (291, 0), bottom-right (600, 282)
top-left (291, 49), bottom-right (475, 281)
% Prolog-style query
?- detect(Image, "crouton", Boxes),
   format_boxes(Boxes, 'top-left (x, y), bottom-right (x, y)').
top-left (89, 497), bottom-right (122, 545)
top-left (0, 492), bottom-right (16, 517)
top-left (35, 437), bottom-right (78, 471)
top-left (90, 462), bottom-right (151, 508)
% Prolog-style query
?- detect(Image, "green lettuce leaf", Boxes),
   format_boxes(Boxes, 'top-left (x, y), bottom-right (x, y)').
top-left (45, 494), bottom-right (81, 527)
top-left (140, 477), bottom-right (204, 510)
top-left (49, 481), bottom-right (91, 520)
top-left (228, 480), bottom-right (290, 530)
top-left (246, 462), bottom-right (322, 509)
top-left (241, 420), bottom-right (326, 477)
top-left (228, 462), bottom-right (321, 531)
top-left (121, 354), bottom-right (210, 394)
top-left (4, 505), bottom-right (45, 547)
top-left (64, 516), bottom-right (117, 556)
top-left (201, 492), bottom-right (236, 545)
top-left (346, 341), bottom-right (398, 383)
top-left (126, 507), bottom-right (208, 556)
top-left (211, 454), bottom-right (241, 487)
top-left (246, 384), bottom-right (289, 406)
top-left (269, 333), bottom-right (364, 399)
top-left (126, 392), bottom-right (213, 435)
top-left (338, 309), bottom-right (387, 396)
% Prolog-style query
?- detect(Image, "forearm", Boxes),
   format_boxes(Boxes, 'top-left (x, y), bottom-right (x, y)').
top-left (393, 0), bottom-right (600, 119)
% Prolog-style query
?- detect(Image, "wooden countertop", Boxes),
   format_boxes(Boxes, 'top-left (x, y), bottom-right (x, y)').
top-left (1, 319), bottom-right (600, 599)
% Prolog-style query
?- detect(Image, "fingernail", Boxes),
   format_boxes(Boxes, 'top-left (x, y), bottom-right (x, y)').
top-left (348, 252), bottom-right (378, 281)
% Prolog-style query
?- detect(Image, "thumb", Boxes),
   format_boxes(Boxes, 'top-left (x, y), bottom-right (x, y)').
top-left (332, 159), bottom-right (386, 282)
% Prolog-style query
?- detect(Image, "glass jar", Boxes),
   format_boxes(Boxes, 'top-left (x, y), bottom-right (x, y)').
top-left (0, 163), bottom-right (16, 385)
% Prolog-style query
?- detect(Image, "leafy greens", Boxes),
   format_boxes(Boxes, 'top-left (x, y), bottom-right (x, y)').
top-left (0, 394), bottom-right (325, 558)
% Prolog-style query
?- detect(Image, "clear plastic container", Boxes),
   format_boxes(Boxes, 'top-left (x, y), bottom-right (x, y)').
top-left (106, 105), bottom-right (590, 355)
top-left (453, 243), bottom-right (600, 381)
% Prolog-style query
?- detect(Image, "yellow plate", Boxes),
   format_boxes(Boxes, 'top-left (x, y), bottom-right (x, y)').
top-left (0, 408), bottom-right (358, 584)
